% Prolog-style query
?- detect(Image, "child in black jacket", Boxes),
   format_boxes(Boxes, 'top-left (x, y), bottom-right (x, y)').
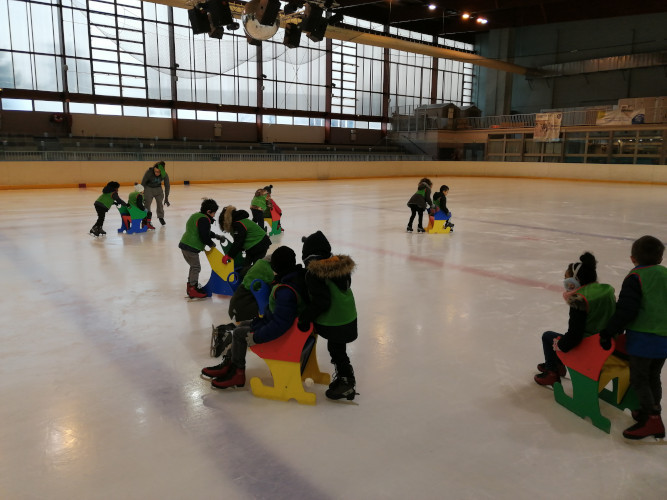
top-left (298, 231), bottom-right (359, 400)
top-left (90, 181), bottom-right (128, 237)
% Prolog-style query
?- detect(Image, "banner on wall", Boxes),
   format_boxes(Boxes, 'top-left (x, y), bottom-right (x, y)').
top-left (533, 112), bottom-right (562, 142)
top-left (595, 107), bottom-right (645, 125)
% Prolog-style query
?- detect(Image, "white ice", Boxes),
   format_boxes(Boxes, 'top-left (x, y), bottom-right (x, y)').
top-left (0, 177), bottom-right (665, 499)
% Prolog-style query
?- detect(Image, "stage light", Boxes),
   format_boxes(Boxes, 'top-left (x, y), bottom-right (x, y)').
top-left (188, 4), bottom-right (210, 34)
top-left (461, 12), bottom-right (470, 20)
top-left (306, 20), bottom-right (327, 42)
top-left (256, 0), bottom-right (281, 26)
top-left (283, 22), bottom-right (302, 48)
top-left (207, 0), bottom-right (234, 28)
top-left (301, 3), bottom-right (323, 33)
top-left (428, 4), bottom-right (436, 11)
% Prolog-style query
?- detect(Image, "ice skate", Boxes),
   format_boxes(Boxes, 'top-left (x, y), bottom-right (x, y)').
top-left (406, 225), bottom-right (413, 232)
top-left (201, 356), bottom-right (233, 379)
top-left (417, 226), bottom-right (425, 233)
top-left (210, 322), bottom-right (235, 357)
top-left (326, 366), bottom-right (358, 401)
top-left (142, 218), bottom-right (155, 230)
top-left (159, 217), bottom-right (166, 225)
top-left (211, 366), bottom-right (245, 389)
top-left (623, 413), bottom-right (665, 440)
top-left (186, 283), bottom-right (207, 300)
top-left (89, 225), bottom-right (102, 237)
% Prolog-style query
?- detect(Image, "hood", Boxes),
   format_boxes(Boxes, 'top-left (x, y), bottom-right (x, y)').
top-left (301, 230), bottom-right (332, 263)
top-left (221, 205), bottom-right (250, 232)
top-left (306, 255), bottom-right (355, 279)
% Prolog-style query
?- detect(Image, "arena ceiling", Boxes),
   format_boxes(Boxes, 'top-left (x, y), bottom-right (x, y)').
top-left (331, 0), bottom-right (667, 42)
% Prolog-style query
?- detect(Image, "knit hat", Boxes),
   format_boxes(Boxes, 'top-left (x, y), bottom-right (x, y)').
top-left (263, 185), bottom-right (273, 193)
top-left (301, 231), bottom-right (332, 263)
top-left (270, 246), bottom-right (297, 276)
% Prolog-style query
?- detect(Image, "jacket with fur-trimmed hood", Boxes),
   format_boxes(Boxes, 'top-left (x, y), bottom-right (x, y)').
top-left (300, 254), bottom-right (358, 342)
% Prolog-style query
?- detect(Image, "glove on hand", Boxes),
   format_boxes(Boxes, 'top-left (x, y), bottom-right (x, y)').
top-left (297, 318), bottom-right (310, 332)
top-left (599, 335), bottom-right (612, 351)
top-left (221, 255), bottom-right (231, 265)
top-left (164, 199), bottom-right (170, 207)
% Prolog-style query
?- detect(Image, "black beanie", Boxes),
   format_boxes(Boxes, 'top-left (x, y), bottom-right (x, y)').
top-left (301, 231), bottom-right (332, 262)
top-left (263, 184), bottom-right (273, 193)
top-left (270, 246), bottom-right (297, 276)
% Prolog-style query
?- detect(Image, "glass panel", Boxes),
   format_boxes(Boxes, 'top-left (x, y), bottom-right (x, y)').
top-left (218, 112), bottom-right (237, 122)
top-left (123, 105), bottom-right (147, 116)
top-left (196, 110), bottom-right (217, 121)
top-left (238, 113), bottom-right (255, 123)
top-left (97, 104), bottom-right (122, 115)
top-left (148, 107), bottom-right (170, 118)
top-left (177, 109), bottom-right (196, 119)
top-left (34, 100), bottom-right (63, 112)
top-left (2, 98), bottom-right (32, 110)
top-left (69, 102), bottom-right (95, 113)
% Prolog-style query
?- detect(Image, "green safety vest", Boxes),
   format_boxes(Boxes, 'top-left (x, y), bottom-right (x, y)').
top-left (251, 195), bottom-right (267, 211)
top-left (315, 279), bottom-right (357, 326)
top-left (238, 218), bottom-right (266, 249)
top-left (128, 191), bottom-right (140, 208)
top-left (576, 283), bottom-right (616, 337)
top-left (626, 265), bottom-right (667, 336)
top-left (180, 212), bottom-right (208, 251)
top-left (95, 192), bottom-right (114, 209)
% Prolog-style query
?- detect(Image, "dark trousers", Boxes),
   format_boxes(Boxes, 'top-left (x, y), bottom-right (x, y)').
top-left (629, 355), bottom-right (665, 414)
top-left (327, 341), bottom-right (353, 377)
top-left (239, 236), bottom-right (272, 280)
top-left (94, 204), bottom-right (108, 227)
top-left (251, 209), bottom-right (266, 230)
top-left (408, 205), bottom-right (424, 228)
top-left (541, 331), bottom-right (563, 371)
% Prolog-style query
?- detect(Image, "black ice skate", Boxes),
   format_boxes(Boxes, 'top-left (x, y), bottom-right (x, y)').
top-left (89, 225), bottom-right (102, 237)
top-left (326, 377), bottom-right (358, 401)
top-left (210, 322), bottom-right (235, 357)
top-left (406, 225), bottom-right (413, 232)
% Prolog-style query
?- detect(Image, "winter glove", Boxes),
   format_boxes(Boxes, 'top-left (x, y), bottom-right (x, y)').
top-left (209, 242), bottom-right (216, 248)
top-left (599, 333), bottom-right (612, 351)
top-left (164, 198), bottom-right (170, 207)
top-left (222, 255), bottom-right (231, 265)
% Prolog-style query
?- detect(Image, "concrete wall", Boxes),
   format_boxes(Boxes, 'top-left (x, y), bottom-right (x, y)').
top-left (1, 160), bottom-right (666, 189)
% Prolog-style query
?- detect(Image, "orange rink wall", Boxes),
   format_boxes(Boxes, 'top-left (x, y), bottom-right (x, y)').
top-left (1, 161), bottom-right (667, 189)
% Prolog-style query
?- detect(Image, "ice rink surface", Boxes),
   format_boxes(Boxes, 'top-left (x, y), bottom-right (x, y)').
top-left (0, 176), bottom-right (665, 499)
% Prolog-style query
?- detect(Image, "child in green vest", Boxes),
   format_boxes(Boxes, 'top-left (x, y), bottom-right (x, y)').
top-left (119, 183), bottom-right (147, 231)
top-left (600, 235), bottom-right (667, 440)
top-left (201, 246), bottom-right (307, 389)
top-left (406, 177), bottom-right (433, 233)
top-left (298, 231), bottom-right (359, 400)
top-left (535, 252), bottom-right (616, 386)
top-left (249, 187), bottom-right (271, 231)
top-left (219, 205), bottom-right (272, 277)
top-left (90, 181), bottom-right (128, 237)
top-left (178, 199), bottom-right (222, 299)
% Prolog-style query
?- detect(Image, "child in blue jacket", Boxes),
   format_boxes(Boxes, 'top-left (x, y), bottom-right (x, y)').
top-left (201, 246), bottom-right (306, 389)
